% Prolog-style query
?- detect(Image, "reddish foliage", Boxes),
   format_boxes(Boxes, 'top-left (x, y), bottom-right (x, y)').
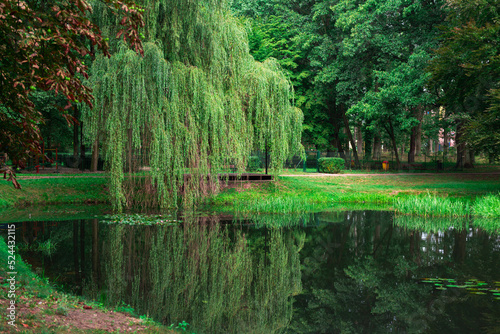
top-left (0, 0), bottom-right (144, 167)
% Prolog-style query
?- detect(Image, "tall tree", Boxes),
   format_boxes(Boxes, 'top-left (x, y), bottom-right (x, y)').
top-left (84, 0), bottom-right (304, 211)
top-left (429, 0), bottom-right (500, 164)
top-left (333, 0), bottom-right (443, 168)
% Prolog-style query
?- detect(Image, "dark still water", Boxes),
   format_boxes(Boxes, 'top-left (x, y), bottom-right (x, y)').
top-left (4, 211), bottom-right (500, 333)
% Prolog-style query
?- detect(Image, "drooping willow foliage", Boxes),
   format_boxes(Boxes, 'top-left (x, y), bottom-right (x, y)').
top-left (84, 218), bottom-right (304, 333)
top-left (83, 0), bottom-right (303, 211)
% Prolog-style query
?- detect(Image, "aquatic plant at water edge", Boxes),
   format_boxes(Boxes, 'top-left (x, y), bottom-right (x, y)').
top-left (473, 193), bottom-right (500, 218)
top-left (233, 196), bottom-right (325, 214)
top-left (394, 194), bottom-right (471, 217)
top-left (102, 213), bottom-right (181, 225)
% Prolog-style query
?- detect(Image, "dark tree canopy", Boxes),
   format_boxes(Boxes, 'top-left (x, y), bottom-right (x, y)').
top-left (429, 0), bottom-right (500, 161)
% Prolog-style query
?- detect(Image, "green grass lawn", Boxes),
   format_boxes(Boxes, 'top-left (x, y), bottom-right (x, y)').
top-left (2, 171), bottom-right (500, 218)
top-left (0, 177), bottom-right (109, 207)
top-left (208, 173), bottom-right (500, 216)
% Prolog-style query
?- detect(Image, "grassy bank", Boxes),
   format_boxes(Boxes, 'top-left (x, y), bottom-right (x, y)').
top-left (209, 173), bottom-right (500, 216)
top-left (2, 172), bottom-right (500, 218)
top-left (0, 237), bottom-right (176, 333)
top-left (0, 177), bottom-right (109, 207)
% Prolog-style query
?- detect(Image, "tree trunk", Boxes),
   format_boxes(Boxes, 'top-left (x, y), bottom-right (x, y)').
top-left (455, 121), bottom-right (465, 169)
top-left (372, 131), bottom-right (382, 160)
top-left (73, 106), bottom-right (79, 157)
top-left (80, 120), bottom-right (85, 171)
top-left (408, 126), bottom-right (417, 163)
top-left (328, 101), bottom-right (346, 160)
top-left (415, 117), bottom-right (422, 156)
top-left (384, 119), bottom-right (401, 169)
top-left (464, 146), bottom-right (474, 168)
top-left (408, 107), bottom-right (422, 163)
top-left (355, 125), bottom-right (363, 157)
top-left (364, 129), bottom-right (373, 159)
top-left (91, 137), bottom-right (99, 172)
top-left (344, 127), bottom-right (350, 157)
top-left (334, 124), bottom-right (346, 160)
top-left (341, 104), bottom-right (360, 168)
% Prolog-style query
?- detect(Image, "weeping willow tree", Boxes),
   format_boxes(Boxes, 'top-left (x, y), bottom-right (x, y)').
top-left (83, 0), bottom-right (303, 211)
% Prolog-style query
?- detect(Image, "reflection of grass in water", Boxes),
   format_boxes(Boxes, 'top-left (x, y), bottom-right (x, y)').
top-left (394, 215), bottom-right (468, 232)
top-left (18, 239), bottom-right (58, 257)
top-left (473, 193), bottom-right (500, 218)
top-left (472, 217), bottom-right (500, 234)
top-left (235, 212), bottom-right (315, 228)
top-left (235, 211), bottom-right (347, 228)
top-left (394, 214), bottom-right (499, 234)
top-left (395, 194), bottom-right (471, 217)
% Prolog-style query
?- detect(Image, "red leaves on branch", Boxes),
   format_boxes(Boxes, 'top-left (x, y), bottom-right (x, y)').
top-left (0, 0), bottom-right (144, 168)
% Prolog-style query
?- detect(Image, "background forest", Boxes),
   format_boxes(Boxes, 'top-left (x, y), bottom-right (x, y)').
top-left (230, 0), bottom-right (500, 167)
top-left (3, 0), bottom-right (498, 166)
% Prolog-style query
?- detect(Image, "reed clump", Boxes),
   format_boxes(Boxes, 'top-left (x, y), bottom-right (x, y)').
top-left (233, 196), bottom-right (324, 214)
top-left (395, 194), bottom-right (471, 217)
top-left (473, 193), bottom-right (500, 218)
top-left (396, 192), bottom-right (500, 219)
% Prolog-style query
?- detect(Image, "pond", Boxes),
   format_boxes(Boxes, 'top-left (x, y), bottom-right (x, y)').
top-left (3, 210), bottom-right (500, 333)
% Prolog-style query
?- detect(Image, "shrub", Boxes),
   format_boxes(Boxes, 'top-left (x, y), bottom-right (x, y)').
top-left (247, 155), bottom-right (261, 172)
top-left (318, 157), bottom-right (345, 174)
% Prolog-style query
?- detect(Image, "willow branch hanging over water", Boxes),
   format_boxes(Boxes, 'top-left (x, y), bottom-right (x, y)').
top-left (83, 0), bottom-right (303, 211)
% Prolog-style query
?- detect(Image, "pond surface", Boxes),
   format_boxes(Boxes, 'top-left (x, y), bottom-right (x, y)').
top-left (3, 211), bottom-right (500, 333)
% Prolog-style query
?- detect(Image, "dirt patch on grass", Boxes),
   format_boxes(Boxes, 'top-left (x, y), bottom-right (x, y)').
top-left (0, 297), bottom-right (157, 333)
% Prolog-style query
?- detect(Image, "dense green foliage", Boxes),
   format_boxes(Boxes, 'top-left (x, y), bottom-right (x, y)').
top-left (246, 155), bottom-right (262, 172)
top-left (84, 0), bottom-right (304, 210)
top-left (429, 0), bottom-right (500, 162)
top-left (318, 157), bottom-right (345, 174)
top-left (232, 0), bottom-right (500, 166)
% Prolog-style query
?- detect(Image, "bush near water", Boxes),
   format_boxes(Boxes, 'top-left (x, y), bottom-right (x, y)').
top-left (318, 157), bottom-right (345, 174)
